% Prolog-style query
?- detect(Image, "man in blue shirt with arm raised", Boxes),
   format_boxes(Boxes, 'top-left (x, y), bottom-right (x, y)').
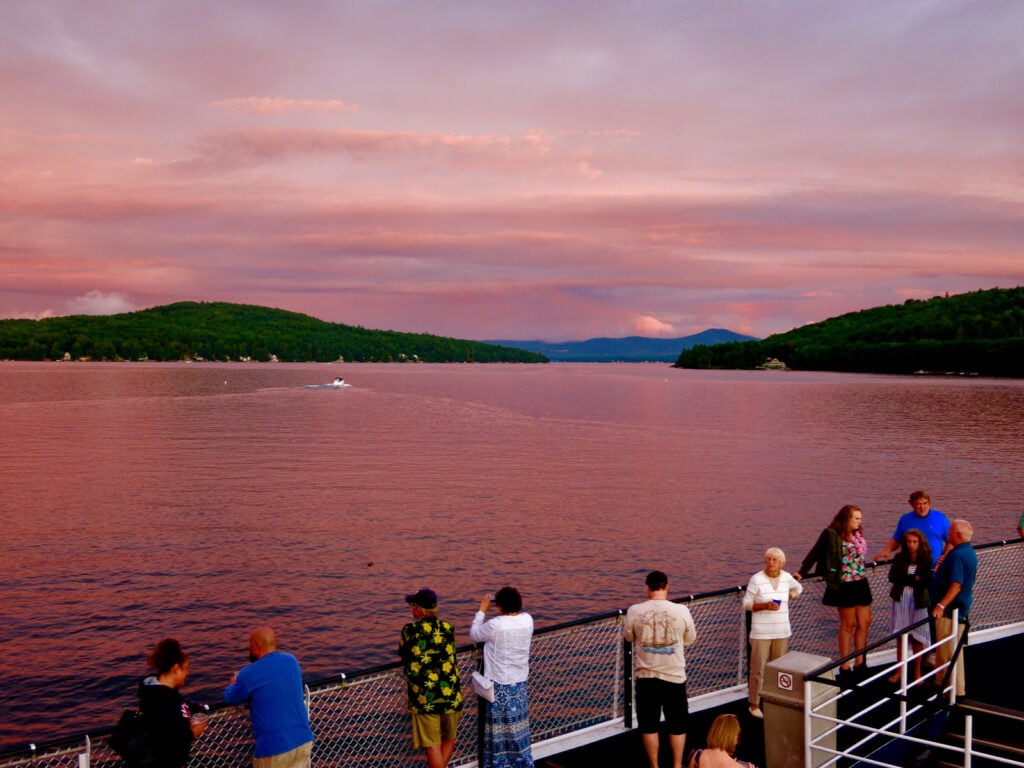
top-left (224, 627), bottom-right (315, 768)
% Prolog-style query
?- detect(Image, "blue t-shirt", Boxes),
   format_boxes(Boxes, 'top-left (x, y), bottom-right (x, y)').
top-left (224, 651), bottom-right (314, 758)
top-left (892, 509), bottom-right (950, 562)
top-left (931, 543), bottom-right (978, 620)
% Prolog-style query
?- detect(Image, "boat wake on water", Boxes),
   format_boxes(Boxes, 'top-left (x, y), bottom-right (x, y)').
top-left (304, 377), bottom-right (352, 389)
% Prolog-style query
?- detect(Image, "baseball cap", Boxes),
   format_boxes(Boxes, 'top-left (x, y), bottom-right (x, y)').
top-left (405, 588), bottom-right (437, 609)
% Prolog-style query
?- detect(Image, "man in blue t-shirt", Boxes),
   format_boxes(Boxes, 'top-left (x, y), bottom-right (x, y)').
top-left (875, 490), bottom-right (950, 567)
top-left (930, 520), bottom-right (978, 697)
top-left (224, 627), bottom-right (315, 767)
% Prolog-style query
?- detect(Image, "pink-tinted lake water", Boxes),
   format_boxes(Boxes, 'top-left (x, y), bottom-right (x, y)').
top-left (2, 361), bottom-right (1022, 749)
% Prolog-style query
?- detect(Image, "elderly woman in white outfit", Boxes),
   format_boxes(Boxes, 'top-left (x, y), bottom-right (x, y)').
top-left (470, 586), bottom-right (535, 768)
top-left (743, 548), bottom-right (803, 719)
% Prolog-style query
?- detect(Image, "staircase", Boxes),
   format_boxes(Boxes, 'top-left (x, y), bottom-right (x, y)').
top-left (924, 700), bottom-right (1024, 768)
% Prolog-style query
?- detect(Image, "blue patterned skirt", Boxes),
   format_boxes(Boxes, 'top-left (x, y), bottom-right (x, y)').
top-left (482, 680), bottom-right (534, 768)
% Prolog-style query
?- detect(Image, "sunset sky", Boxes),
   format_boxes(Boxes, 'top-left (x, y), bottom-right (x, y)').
top-left (3, 1), bottom-right (1023, 341)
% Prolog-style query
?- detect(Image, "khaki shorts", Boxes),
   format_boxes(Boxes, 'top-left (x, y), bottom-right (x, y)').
top-left (252, 740), bottom-right (312, 768)
top-left (410, 711), bottom-right (462, 749)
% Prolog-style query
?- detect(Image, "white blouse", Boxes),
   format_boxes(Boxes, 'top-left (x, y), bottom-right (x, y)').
top-left (469, 611), bottom-right (533, 684)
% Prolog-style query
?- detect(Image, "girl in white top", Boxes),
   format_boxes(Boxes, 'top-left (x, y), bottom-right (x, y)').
top-left (470, 586), bottom-right (535, 768)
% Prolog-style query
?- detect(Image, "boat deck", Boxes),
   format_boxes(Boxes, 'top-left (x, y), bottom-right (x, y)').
top-left (2, 540), bottom-right (1020, 768)
top-left (543, 630), bottom-right (1024, 768)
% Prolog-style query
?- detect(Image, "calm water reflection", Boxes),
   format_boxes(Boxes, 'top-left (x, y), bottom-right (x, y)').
top-left (2, 362), bottom-right (1022, 748)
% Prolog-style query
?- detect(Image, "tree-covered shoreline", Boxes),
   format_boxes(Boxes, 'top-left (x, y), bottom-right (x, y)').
top-left (674, 287), bottom-right (1024, 377)
top-left (0, 301), bottom-right (548, 364)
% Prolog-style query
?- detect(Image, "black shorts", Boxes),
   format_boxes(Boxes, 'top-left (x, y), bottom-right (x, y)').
top-left (822, 578), bottom-right (872, 607)
top-left (635, 677), bottom-right (689, 735)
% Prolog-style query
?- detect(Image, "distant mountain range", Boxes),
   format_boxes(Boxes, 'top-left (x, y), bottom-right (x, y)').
top-left (484, 329), bottom-right (759, 362)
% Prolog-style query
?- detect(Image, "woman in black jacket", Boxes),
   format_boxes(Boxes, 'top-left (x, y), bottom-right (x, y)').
top-left (138, 639), bottom-right (207, 768)
top-left (796, 505), bottom-right (872, 677)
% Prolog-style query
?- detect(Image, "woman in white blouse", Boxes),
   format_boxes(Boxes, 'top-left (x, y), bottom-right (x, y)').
top-left (743, 548), bottom-right (803, 719)
top-left (470, 586), bottom-right (535, 768)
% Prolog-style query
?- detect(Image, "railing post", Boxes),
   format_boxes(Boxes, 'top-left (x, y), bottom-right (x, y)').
top-left (964, 713), bottom-right (973, 768)
top-left (803, 678), bottom-right (812, 768)
top-left (623, 635), bottom-right (634, 729)
top-left (303, 684), bottom-right (313, 767)
top-left (898, 632), bottom-right (908, 735)
top-left (477, 652), bottom-right (486, 768)
top-left (950, 608), bottom-right (960, 705)
top-left (739, 597), bottom-right (749, 687)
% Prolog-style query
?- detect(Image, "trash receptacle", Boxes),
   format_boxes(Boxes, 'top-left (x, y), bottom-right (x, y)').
top-left (760, 651), bottom-right (836, 768)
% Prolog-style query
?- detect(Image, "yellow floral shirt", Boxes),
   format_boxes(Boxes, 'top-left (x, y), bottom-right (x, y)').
top-left (399, 617), bottom-right (464, 713)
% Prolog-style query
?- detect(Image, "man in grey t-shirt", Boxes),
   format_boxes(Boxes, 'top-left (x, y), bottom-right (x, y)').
top-left (622, 570), bottom-right (697, 768)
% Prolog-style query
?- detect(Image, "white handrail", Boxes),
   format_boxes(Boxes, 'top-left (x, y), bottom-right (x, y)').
top-left (804, 608), bottom-right (1024, 768)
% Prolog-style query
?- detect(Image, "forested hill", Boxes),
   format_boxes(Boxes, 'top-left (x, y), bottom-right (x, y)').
top-left (674, 287), bottom-right (1024, 377)
top-left (0, 302), bottom-right (548, 363)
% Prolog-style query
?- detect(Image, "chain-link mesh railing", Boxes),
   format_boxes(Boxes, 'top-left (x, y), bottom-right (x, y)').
top-left (4, 540), bottom-right (1020, 768)
top-left (785, 539), bottom-right (1024, 662)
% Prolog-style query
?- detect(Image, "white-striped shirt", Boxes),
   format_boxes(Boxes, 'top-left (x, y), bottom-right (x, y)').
top-left (743, 570), bottom-right (802, 640)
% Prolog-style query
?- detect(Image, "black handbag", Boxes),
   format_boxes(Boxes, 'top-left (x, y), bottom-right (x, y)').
top-left (109, 708), bottom-right (155, 766)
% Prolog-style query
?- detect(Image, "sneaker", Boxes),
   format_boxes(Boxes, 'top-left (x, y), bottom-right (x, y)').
top-left (749, 705), bottom-right (764, 719)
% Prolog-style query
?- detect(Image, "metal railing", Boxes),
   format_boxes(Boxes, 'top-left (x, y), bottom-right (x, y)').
top-left (802, 617), bottom-right (1024, 768)
top-left (3, 539), bottom-right (1021, 768)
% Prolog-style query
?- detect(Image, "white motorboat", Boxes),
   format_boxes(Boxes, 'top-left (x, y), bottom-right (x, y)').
top-left (305, 377), bottom-right (352, 389)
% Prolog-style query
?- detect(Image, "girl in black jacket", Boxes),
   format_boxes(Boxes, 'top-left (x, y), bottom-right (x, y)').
top-left (886, 529), bottom-right (932, 683)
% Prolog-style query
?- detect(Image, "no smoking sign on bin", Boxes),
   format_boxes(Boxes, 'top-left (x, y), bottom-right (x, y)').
top-left (763, 652), bottom-right (837, 768)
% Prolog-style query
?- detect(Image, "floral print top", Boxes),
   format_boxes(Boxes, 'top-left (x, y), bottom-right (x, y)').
top-left (840, 530), bottom-right (868, 582)
top-left (399, 617), bottom-right (464, 714)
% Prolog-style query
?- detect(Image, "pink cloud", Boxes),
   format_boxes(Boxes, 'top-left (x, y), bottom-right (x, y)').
top-left (211, 97), bottom-right (360, 114)
top-left (176, 127), bottom-right (620, 179)
top-left (632, 315), bottom-right (677, 336)
top-left (65, 291), bottom-right (136, 316)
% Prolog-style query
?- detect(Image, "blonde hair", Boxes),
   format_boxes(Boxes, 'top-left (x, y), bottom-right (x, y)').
top-left (706, 713), bottom-right (741, 754)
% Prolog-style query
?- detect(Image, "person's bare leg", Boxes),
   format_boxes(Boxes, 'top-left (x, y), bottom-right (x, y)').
top-left (837, 607), bottom-right (855, 669)
top-left (853, 605), bottom-right (872, 667)
top-left (910, 638), bottom-right (924, 681)
top-left (642, 732), bottom-right (660, 768)
top-left (439, 737), bottom-right (456, 767)
top-left (424, 744), bottom-right (445, 768)
top-left (669, 733), bottom-right (687, 768)
top-left (889, 639), bottom-right (905, 683)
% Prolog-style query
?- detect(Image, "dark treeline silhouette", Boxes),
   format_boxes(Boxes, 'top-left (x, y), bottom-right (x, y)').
top-left (675, 287), bottom-right (1024, 377)
top-left (0, 301), bottom-right (548, 364)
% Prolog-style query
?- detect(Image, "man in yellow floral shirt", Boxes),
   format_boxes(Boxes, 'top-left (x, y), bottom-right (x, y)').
top-left (399, 588), bottom-right (464, 768)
